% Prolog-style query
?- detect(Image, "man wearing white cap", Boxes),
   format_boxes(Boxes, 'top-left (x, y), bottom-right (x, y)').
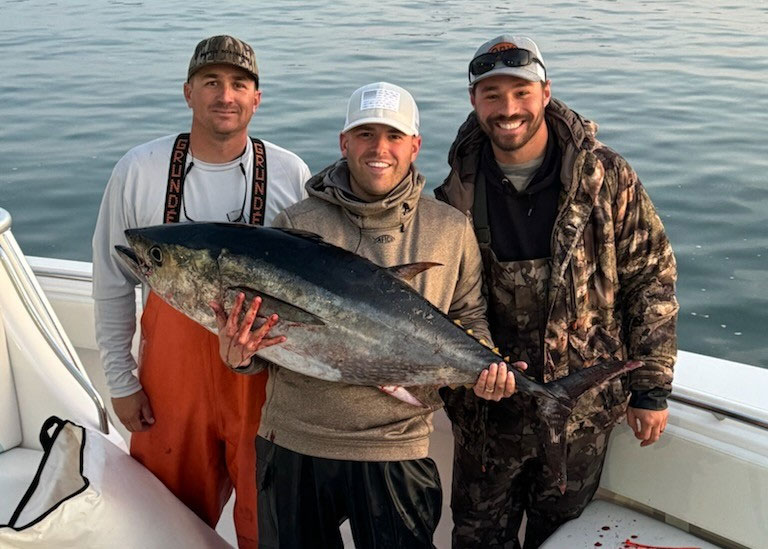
top-left (436, 35), bottom-right (678, 547)
top-left (215, 81), bottom-right (518, 547)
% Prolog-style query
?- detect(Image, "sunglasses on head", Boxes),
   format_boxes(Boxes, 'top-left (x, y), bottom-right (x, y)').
top-left (468, 48), bottom-right (546, 81)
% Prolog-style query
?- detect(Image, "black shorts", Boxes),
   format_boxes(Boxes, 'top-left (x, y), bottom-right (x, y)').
top-left (256, 436), bottom-right (442, 549)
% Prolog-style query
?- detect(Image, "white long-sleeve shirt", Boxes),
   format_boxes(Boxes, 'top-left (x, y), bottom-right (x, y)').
top-left (92, 134), bottom-right (310, 397)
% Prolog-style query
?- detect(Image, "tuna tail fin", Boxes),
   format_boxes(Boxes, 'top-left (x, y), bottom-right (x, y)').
top-left (544, 360), bottom-right (642, 403)
top-left (534, 360), bottom-right (643, 494)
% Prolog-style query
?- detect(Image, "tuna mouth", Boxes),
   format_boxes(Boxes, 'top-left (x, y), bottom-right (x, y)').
top-left (114, 245), bottom-right (151, 280)
top-left (115, 245), bottom-right (138, 266)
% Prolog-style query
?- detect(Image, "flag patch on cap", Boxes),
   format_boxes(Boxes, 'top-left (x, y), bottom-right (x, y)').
top-left (361, 89), bottom-right (401, 112)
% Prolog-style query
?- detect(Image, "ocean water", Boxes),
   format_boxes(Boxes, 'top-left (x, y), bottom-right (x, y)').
top-left (1, 0), bottom-right (766, 368)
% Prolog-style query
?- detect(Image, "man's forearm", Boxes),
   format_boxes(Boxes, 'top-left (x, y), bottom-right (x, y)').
top-left (94, 294), bottom-right (141, 397)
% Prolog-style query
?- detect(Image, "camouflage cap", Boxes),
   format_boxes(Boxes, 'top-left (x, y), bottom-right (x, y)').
top-left (187, 35), bottom-right (259, 81)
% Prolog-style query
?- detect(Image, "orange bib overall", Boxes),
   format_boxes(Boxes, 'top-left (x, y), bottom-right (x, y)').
top-left (131, 292), bottom-right (267, 547)
top-left (130, 133), bottom-right (269, 547)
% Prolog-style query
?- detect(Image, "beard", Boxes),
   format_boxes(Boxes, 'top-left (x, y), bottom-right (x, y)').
top-left (479, 109), bottom-right (545, 153)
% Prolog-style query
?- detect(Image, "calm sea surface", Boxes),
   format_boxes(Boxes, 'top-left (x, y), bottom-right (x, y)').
top-left (1, 0), bottom-right (767, 368)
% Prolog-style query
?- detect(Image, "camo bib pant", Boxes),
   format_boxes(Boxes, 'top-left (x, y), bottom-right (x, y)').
top-left (446, 252), bottom-right (612, 548)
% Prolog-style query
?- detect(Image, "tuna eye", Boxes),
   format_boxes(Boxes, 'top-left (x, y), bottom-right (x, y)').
top-left (148, 246), bottom-right (163, 265)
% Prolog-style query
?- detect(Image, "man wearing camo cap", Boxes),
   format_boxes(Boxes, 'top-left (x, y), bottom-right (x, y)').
top-left (436, 34), bottom-right (679, 547)
top-left (92, 35), bottom-right (310, 547)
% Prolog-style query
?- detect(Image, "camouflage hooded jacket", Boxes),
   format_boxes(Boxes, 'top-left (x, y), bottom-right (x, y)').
top-left (435, 98), bottom-right (679, 420)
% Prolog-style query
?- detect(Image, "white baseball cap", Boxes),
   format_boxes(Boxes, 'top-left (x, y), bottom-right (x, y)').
top-left (342, 82), bottom-right (420, 136)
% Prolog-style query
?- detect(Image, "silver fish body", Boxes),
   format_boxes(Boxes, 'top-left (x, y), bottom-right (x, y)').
top-left (115, 222), bottom-right (641, 491)
top-left (117, 222), bottom-right (502, 386)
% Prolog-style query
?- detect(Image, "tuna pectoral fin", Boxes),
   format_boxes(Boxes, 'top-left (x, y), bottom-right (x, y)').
top-left (378, 385), bottom-right (427, 408)
top-left (385, 262), bottom-right (443, 282)
top-left (225, 286), bottom-right (325, 326)
top-left (536, 360), bottom-right (643, 494)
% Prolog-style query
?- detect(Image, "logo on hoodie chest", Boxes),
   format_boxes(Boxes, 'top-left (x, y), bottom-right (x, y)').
top-left (373, 234), bottom-right (395, 244)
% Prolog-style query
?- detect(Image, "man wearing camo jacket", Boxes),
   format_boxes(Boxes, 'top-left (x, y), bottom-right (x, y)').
top-left (436, 34), bottom-right (679, 548)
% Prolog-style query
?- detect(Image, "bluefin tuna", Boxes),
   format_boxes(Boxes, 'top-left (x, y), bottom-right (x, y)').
top-left (115, 222), bottom-right (640, 491)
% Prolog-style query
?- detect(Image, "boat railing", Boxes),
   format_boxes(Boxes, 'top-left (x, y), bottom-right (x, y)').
top-left (669, 393), bottom-right (768, 431)
top-left (0, 208), bottom-right (110, 434)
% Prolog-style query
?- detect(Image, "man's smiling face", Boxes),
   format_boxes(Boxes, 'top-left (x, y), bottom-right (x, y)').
top-left (471, 74), bottom-right (551, 164)
top-left (340, 123), bottom-right (421, 201)
top-left (184, 64), bottom-right (261, 140)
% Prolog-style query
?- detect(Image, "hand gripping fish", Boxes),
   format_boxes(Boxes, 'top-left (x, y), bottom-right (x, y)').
top-left (115, 222), bottom-right (640, 492)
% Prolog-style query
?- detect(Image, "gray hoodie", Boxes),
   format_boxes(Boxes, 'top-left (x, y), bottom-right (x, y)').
top-left (257, 160), bottom-right (492, 461)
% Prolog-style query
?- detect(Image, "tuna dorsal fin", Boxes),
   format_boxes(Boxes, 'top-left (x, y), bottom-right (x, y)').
top-left (225, 286), bottom-right (325, 326)
top-left (275, 227), bottom-right (326, 243)
top-left (386, 262), bottom-right (443, 282)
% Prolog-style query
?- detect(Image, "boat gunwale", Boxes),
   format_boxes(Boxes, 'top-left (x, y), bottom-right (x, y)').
top-left (0, 210), bottom-right (109, 434)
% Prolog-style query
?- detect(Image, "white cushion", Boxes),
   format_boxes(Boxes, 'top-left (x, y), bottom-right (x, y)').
top-left (0, 448), bottom-right (43, 525)
top-left (541, 500), bottom-right (720, 548)
top-left (0, 417), bottom-right (230, 548)
top-left (0, 321), bottom-right (22, 453)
